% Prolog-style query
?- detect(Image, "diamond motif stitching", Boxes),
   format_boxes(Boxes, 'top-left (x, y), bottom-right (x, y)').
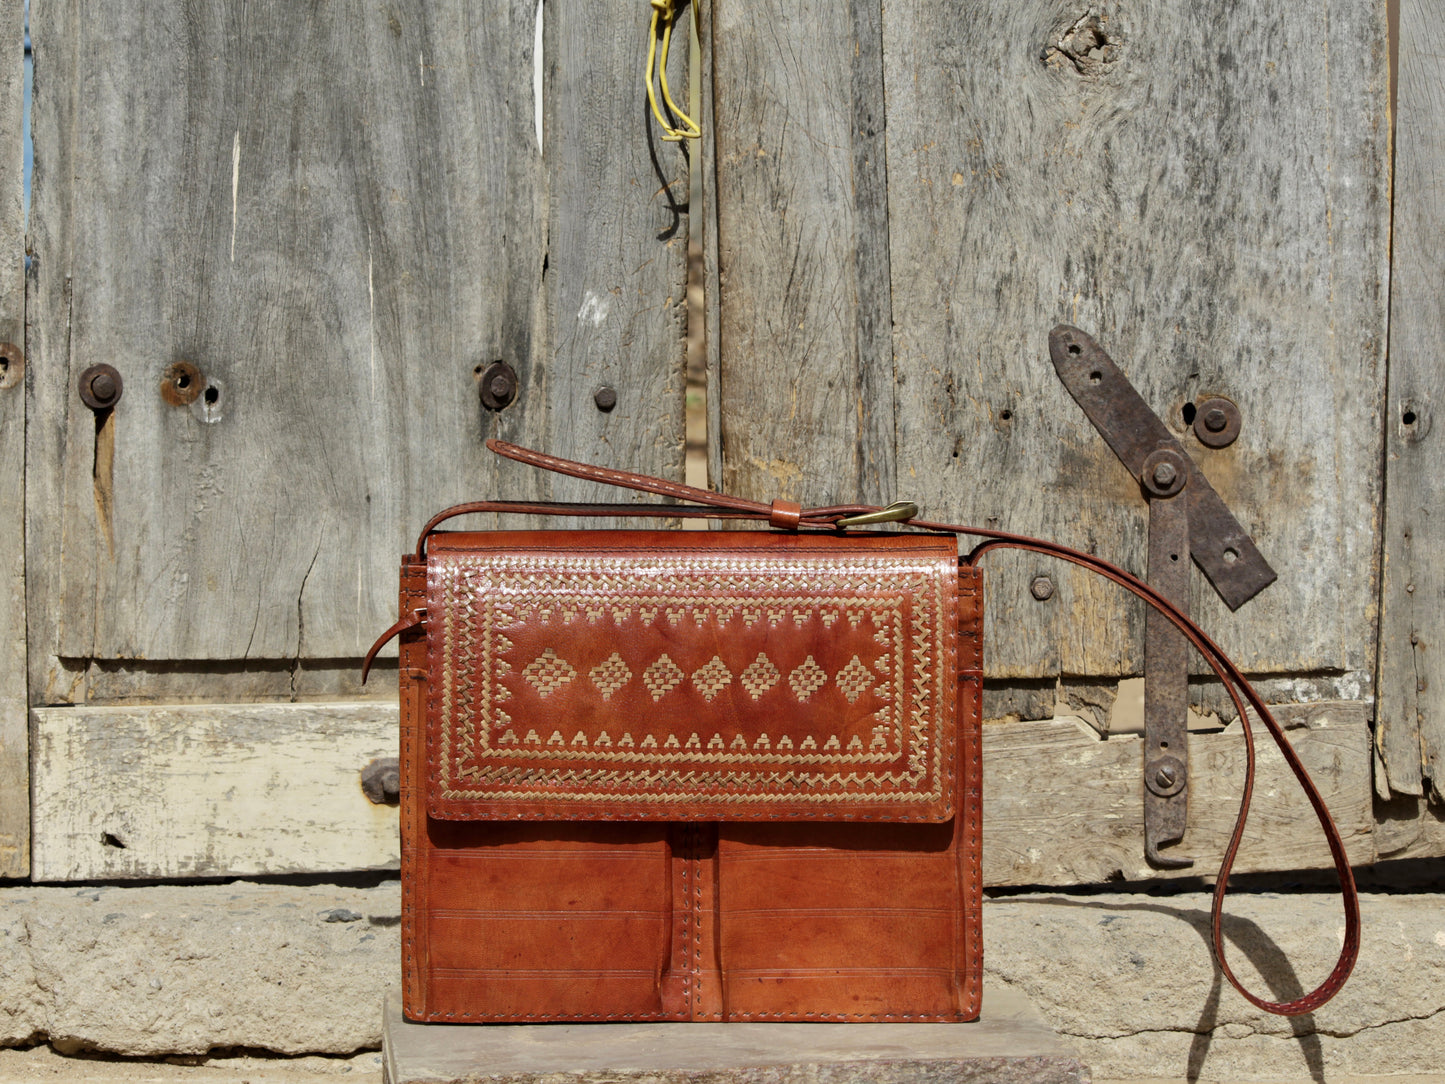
top-left (836, 655), bottom-right (873, 703)
top-left (643, 654), bottom-right (685, 701)
top-left (692, 656), bottom-right (733, 702)
top-left (740, 653), bottom-right (781, 699)
top-left (523, 649), bottom-right (576, 696)
top-left (589, 652), bottom-right (632, 700)
top-left (789, 656), bottom-right (827, 701)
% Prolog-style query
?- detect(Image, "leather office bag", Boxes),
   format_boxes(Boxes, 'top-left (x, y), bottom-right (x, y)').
top-left (365, 441), bottom-right (1359, 1023)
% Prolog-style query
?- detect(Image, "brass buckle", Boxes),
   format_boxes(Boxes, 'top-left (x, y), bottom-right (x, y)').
top-left (836, 501), bottom-right (919, 529)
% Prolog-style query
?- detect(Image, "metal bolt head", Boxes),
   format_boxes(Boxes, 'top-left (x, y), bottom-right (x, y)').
top-left (478, 361), bottom-right (518, 411)
top-left (594, 385), bottom-right (618, 412)
top-left (1030, 575), bottom-right (1055, 601)
top-left (1155, 766), bottom-right (1177, 789)
top-left (1192, 396), bottom-right (1241, 448)
top-left (78, 363), bottom-right (124, 411)
top-left (1140, 448), bottom-right (1187, 498)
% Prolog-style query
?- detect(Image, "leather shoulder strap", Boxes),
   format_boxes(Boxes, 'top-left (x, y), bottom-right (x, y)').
top-left (379, 440), bottom-right (1360, 1017)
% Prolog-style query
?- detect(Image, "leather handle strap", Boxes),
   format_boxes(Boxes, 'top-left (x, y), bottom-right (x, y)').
top-left (384, 441), bottom-right (1360, 1016)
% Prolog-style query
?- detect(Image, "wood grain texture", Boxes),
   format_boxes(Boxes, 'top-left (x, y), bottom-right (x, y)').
top-left (0, 0), bottom-right (26, 877)
top-left (712, 0), bottom-right (895, 508)
top-left (716, 0), bottom-right (1388, 680)
top-left (885, 0), bottom-right (1388, 679)
top-left (28, 699), bottom-right (1373, 884)
top-left (982, 703), bottom-right (1374, 886)
top-left (30, 702), bottom-right (399, 880)
top-left (1375, 0), bottom-right (1445, 802)
top-left (540, 0), bottom-right (688, 499)
top-left (25, 0), bottom-right (686, 685)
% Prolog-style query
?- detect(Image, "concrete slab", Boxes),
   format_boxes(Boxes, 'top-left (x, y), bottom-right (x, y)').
top-left (381, 986), bottom-right (1089, 1084)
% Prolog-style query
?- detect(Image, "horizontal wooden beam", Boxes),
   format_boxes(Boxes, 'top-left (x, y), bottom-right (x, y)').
top-left (31, 702), bottom-right (399, 881)
top-left (32, 699), bottom-right (1374, 884)
top-left (983, 702), bottom-right (1374, 885)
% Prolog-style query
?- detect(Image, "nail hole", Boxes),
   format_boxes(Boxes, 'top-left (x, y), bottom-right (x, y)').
top-left (1088, 371), bottom-right (1102, 384)
top-left (473, 364), bottom-right (484, 376)
top-left (999, 409), bottom-right (1012, 421)
top-left (1067, 343), bottom-right (1081, 356)
top-left (204, 386), bottom-right (219, 405)
top-left (1160, 741), bottom-right (1169, 749)
top-left (1404, 410), bottom-right (1417, 425)
top-left (176, 373), bottom-right (190, 389)
top-left (1223, 547), bottom-right (1239, 564)
top-left (1170, 553), bottom-right (1179, 562)
top-left (1182, 401), bottom-right (1197, 426)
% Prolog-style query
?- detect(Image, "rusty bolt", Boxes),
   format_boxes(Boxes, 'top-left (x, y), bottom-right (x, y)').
top-left (1030, 575), bottom-right (1055, 601)
top-left (78, 364), bottom-right (123, 411)
top-left (361, 758), bottom-right (401, 805)
top-left (594, 385), bottom-right (618, 412)
top-left (1193, 396), bottom-right (1241, 448)
top-left (1141, 448), bottom-right (1187, 498)
top-left (478, 361), bottom-right (518, 411)
top-left (1155, 765), bottom-right (1177, 789)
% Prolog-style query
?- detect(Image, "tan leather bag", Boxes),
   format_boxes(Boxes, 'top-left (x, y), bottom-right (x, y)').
top-left (365, 441), bottom-right (1359, 1023)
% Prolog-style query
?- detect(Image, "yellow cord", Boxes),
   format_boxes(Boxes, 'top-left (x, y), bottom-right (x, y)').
top-left (646, 0), bottom-right (700, 142)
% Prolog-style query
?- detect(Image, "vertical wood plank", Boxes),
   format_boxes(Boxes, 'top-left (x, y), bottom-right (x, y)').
top-left (880, 0), bottom-right (1388, 680)
top-left (0, 0), bottom-right (25, 876)
top-left (541, 0), bottom-right (688, 497)
top-left (1376, 0), bottom-right (1445, 801)
top-left (25, 0), bottom-right (686, 687)
top-left (712, 0), bottom-right (894, 507)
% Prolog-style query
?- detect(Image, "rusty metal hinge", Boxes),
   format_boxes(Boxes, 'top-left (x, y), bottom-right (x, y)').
top-left (1049, 325), bottom-right (1276, 869)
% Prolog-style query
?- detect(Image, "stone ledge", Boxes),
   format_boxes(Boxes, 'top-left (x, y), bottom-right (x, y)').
top-left (2, 881), bottom-right (1441, 1080)
top-left (381, 988), bottom-right (1087, 1084)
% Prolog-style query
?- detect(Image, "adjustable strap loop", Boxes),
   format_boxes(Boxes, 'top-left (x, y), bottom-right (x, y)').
top-left (768, 499), bottom-right (803, 530)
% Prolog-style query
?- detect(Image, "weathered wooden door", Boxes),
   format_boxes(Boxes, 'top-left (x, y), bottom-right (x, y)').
top-left (6, 0), bottom-right (1440, 886)
top-left (18, 0), bottom-right (687, 878)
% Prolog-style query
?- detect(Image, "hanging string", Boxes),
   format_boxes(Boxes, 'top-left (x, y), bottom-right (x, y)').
top-left (645, 0), bottom-right (701, 142)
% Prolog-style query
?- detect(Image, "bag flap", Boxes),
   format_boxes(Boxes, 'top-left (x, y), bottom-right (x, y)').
top-left (425, 531), bottom-right (959, 822)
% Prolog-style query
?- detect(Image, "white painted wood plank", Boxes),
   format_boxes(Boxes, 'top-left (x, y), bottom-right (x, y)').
top-left (31, 702), bottom-right (399, 881)
top-left (31, 697), bottom-right (1372, 884)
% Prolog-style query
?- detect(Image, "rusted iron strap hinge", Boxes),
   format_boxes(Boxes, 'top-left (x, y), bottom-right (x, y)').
top-left (1049, 325), bottom-right (1277, 869)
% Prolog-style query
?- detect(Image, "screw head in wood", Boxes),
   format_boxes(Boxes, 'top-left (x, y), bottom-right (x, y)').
top-left (594, 385), bottom-right (618, 412)
top-left (1030, 575), bottom-right (1055, 601)
top-left (1145, 754), bottom-right (1187, 797)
